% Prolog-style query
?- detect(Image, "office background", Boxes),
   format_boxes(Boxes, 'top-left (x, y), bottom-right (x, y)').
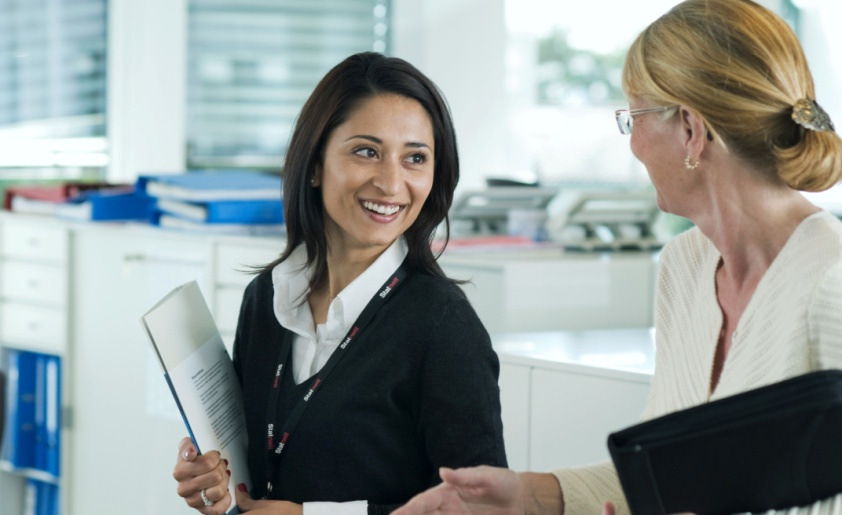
top-left (0, 1), bottom-right (840, 514)
top-left (1, 0), bottom-right (839, 196)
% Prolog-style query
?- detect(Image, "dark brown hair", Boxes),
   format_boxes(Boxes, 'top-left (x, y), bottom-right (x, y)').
top-left (263, 52), bottom-right (460, 287)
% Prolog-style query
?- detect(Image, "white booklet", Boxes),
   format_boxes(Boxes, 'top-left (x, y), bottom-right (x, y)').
top-left (141, 280), bottom-right (251, 515)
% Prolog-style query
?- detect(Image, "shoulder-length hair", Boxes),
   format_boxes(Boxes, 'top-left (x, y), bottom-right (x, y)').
top-left (263, 52), bottom-right (460, 287)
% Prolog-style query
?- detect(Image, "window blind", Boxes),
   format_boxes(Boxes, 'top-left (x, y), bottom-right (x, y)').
top-left (186, 0), bottom-right (390, 170)
top-left (0, 0), bottom-right (107, 171)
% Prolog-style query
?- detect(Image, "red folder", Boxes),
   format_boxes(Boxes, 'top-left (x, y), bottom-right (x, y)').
top-left (3, 182), bottom-right (118, 211)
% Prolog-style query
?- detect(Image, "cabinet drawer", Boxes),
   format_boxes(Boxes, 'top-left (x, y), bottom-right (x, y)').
top-left (214, 243), bottom-right (279, 286)
top-left (0, 302), bottom-right (67, 353)
top-left (214, 286), bottom-right (246, 333)
top-left (0, 262), bottom-right (67, 305)
top-left (1, 221), bottom-right (68, 262)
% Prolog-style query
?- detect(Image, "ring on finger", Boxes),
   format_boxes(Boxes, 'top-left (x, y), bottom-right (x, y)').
top-left (200, 488), bottom-right (214, 507)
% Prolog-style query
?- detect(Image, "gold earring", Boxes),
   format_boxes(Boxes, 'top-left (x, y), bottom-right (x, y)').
top-left (684, 155), bottom-right (699, 170)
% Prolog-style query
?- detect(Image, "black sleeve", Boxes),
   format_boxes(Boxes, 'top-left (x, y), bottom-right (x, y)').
top-left (368, 286), bottom-right (507, 515)
top-left (370, 288), bottom-right (508, 515)
top-left (415, 292), bottom-right (508, 477)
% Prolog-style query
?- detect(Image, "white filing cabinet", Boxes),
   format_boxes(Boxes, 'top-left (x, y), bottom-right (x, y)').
top-left (493, 329), bottom-right (655, 472)
top-left (69, 223), bottom-right (211, 515)
top-left (0, 219), bottom-right (70, 355)
top-left (440, 248), bottom-right (658, 334)
top-left (0, 217), bottom-right (70, 515)
top-left (211, 241), bottom-right (281, 351)
top-left (0, 213), bottom-right (282, 515)
top-left (67, 223), bottom-right (280, 515)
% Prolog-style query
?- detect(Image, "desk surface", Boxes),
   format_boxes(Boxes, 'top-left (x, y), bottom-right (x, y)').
top-left (493, 328), bottom-right (656, 382)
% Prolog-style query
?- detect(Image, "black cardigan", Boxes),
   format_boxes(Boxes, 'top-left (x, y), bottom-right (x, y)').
top-left (233, 267), bottom-right (507, 515)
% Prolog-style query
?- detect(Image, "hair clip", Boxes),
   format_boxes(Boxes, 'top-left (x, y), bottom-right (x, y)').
top-left (791, 98), bottom-right (835, 132)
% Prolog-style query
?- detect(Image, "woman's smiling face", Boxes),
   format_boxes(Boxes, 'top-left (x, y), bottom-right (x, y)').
top-left (316, 93), bottom-right (435, 255)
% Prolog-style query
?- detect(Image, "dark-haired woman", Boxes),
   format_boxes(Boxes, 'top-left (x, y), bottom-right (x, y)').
top-left (172, 52), bottom-right (507, 515)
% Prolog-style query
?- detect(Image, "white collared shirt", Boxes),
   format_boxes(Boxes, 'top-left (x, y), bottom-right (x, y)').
top-left (271, 238), bottom-right (408, 385)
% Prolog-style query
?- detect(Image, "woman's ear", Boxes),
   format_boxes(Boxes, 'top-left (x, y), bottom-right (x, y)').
top-left (678, 106), bottom-right (708, 160)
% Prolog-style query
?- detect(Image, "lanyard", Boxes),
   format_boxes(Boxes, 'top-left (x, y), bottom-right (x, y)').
top-left (263, 261), bottom-right (409, 496)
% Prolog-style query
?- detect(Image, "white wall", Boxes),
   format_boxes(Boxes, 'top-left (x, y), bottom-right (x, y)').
top-left (102, 0), bottom-right (842, 191)
top-left (391, 0), bottom-right (842, 195)
top-left (391, 0), bottom-right (510, 191)
top-left (107, 0), bottom-right (187, 182)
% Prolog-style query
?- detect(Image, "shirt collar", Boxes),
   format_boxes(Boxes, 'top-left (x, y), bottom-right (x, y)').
top-left (272, 239), bottom-right (408, 337)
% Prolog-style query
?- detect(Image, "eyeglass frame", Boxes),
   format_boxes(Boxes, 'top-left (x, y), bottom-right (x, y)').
top-left (614, 105), bottom-right (678, 135)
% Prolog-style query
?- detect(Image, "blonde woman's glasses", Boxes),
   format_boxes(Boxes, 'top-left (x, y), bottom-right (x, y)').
top-left (614, 106), bottom-right (677, 135)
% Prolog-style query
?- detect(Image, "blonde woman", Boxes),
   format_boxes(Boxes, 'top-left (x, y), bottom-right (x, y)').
top-left (393, 0), bottom-right (842, 513)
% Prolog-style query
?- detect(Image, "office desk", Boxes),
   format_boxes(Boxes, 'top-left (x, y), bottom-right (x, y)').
top-left (493, 329), bottom-right (655, 471)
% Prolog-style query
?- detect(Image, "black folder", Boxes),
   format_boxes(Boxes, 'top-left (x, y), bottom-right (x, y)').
top-left (608, 369), bottom-right (842, 515)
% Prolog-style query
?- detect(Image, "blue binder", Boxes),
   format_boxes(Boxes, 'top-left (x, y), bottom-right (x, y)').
top-left (156, 198), bottom-right (283, 224)
top-left (0, 369), bottom-right (5, 449)
top-left (44, 356), bottom-right (60, 478)
top-left (34, 355), bottom-right (60, 478)
top-left (2, 350), bottom-right (61, 479)
top-left (136, 171), bottom-right (282, 202)
top-left (34, 355), bottom-right (46, 474)
top-left (2, 350), bottom-right (38, 470)
top-left (56, 188), bottom-right (154, 221)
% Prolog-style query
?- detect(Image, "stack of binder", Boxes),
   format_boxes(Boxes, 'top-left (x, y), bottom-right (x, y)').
top-left (136, 170), bottom-right (285, 235)
top-left (1, 349), bottom-right (61, 481)
top-left (3, 182), bottom-right (153, 221)
top-left (2, 349), bottom-right (61, 515)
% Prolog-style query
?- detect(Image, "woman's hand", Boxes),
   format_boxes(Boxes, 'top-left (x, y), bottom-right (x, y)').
top-left (394, 466), bottom-right (560, 515)
top-left (173, 436), bottom-right (232, 514)
top-left (235, 482), bottom-right (303, 515)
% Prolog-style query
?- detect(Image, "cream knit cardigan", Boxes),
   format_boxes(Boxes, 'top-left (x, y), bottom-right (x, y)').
top-left (554, 210), bottom-right (842, 515)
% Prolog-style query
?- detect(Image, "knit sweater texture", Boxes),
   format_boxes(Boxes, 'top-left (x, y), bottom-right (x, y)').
top-left (233, 267), bottom-right (508, 515)
top-left (555, 210), bottom-right (842, 515)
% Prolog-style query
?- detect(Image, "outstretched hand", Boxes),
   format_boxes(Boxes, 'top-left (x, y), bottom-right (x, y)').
top-left (393, 466), bottom-right (525, 515)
